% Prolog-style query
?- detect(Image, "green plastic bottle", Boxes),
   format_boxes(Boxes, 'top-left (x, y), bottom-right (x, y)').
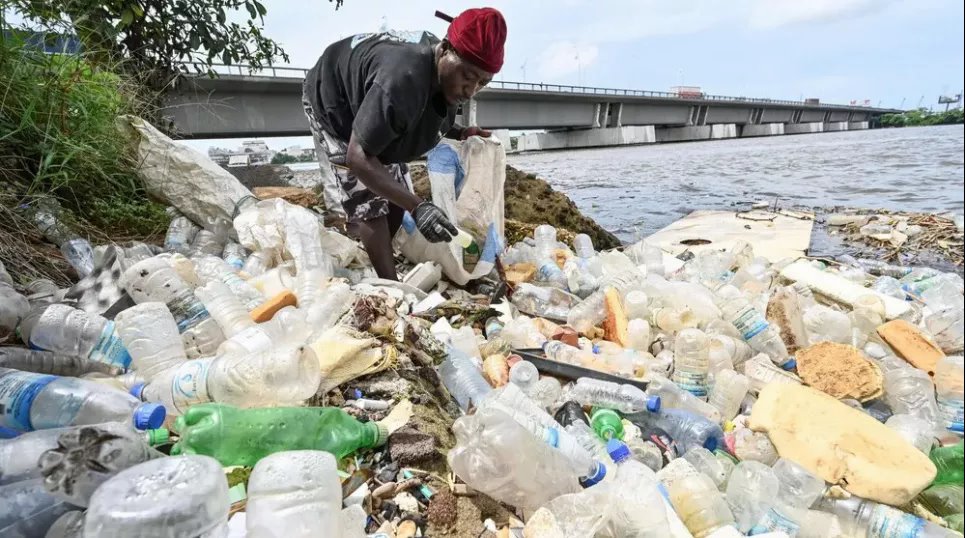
top-left (929, 441), bottom-right (964, 487)
top-left (591, 408), bottom-right (624, 440)
top-left (171, 403), bottom-right (387, 467)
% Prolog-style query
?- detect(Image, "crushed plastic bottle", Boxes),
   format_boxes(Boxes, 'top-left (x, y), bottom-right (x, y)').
top-left (882, 366), bottom-right (941, 427)
top-left (605, 439), bottom-right (672, 536)
top-left (708, 369), bottom-right (750, 422)
top-left (438, 348), bottom-right (493, 411)
top-left (60, 238), bottom-right (95, 278)
top-left (0, 348), bottom-right (122, 378)
top-left (246, 450), bottom-right (343, 538)
top-left (194, 255), bottom-right (264, 311)
top-left (647, 374), bottom-right (722, 423)
top-left (163, 208), bottom-right (201, 253)
top-left (30, 304), bottom-right (132, 370)
top-left (567, 272), bottom-right (643, 333)
top-left (567, 377), bottom-right (659, 413)
top-left (885, 414), bottom-right (937, 453)
top-left (113, 302), bottom-right (188, 382)
top-left (512, 282), bottom-right (581, 320)
top-left (171, 403), bottom-right (387, 467)
top-left (0, 368), bottom-right (164, 433)
top-left (221, 241), bottom-right (247, 270)
top-left (749, 458), bottom-right (825, 536)
top-left (83, 455), bottom-right (230, 537)
top-left (683, 446), bottom-right (731, 490)
top-left (627, 405), bottom-right (725, 454)
top-left (726, 460), bottom-right (780, 533)
top-left (193, 279), bottom-right (255, 337)
top-left (0, 284), bottom-right (30, 339)
top-left (672, 328), bottom-right (711, 398)
top-left (816, 495), bottom-right (959, 538)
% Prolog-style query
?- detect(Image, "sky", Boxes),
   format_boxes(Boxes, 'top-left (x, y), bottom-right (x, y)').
top-left (178, 0), bottom-right (965, 153)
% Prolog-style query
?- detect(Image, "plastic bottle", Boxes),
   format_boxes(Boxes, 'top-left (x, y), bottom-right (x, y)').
top-left (529, 376), bottom-right (563, 410)
top-left (749, 459), bottom-right (825, 536)
top-left (171, 403), bottom-right (387, 467)
top-left (605, 439), bottom-right (672, 537)
top-left (189, 227), bottom-right (227, 258)
top-left (650, 305), bottom-right (698, 333)
top-left (708, 369), bottom-right (750, 422)
top-left (682, 446), bottom-right (731, 490)
top-left (194, 255), bottom-right (265, 311)
top-left (120, 256), bottom-right (225, 358)
top-left (885, 414), bottom-right (937, 454)
top-left (221, 241), bottom-right (247, 270)
top-left (624, 290), bottom-right (649, 319)
top-left (591, 407), bottom-right (625, 440)
top-left (926, 308), bottom-right (965, 355)
top-left (543, 340), bottom-right (594, 367)
top-left (565, 420), bottom-right (611, 463)
top-left (572, 233), bottom-right (595, 259)
top-left (44, 510), bottom-right (86, 538)
top-left (508, 360), bottom-right (539, 392)
top-left (447, 406), bottom-right (582, 510)
top-left (38, 422), bottom-right (164, 507)
top-left (647, 374), bottom-right (722, 423)
top-left (872, 276), bottom-right (908, 299)
top-left (535, 255), bottom-right (569, 289)
top-left (0, 478), bottom-right (75, 537)
top-left (1, 426), bottom-right (74, 485)
top-left (929, 441), bottom-right (964, 486)
top-left (242, 249), bottom-right (274, 277)
top-left (672, 328), bottom-right (711, 398)
top-left (882, 367), bottom-right (941, 426)
top-left (533, 224), bottom-right (558, 255)
top-left (731, 428), bottom-right (779, 465)
top-left (438, 347), bottom-right (492, 412)
top-left (83, 455), bottom-right (230, 538)
top-left (743, 354), bottom-right (802, 394)
top-left (0, 348), bottom-right (120, 378)
top-left (725, 460), bottom-right (780, 533)
top-left (660, 458), bottom-right (736, 537)
top-left (59, 238), bottom-right (95, 278)
top-left (1, 284), bottom-right (30, 340)
top-left (567, 272), bottom-right (644, 333)
top-left (817, 496), bottom-right (959, 538)
top-left (113, 302), bottom-right (188, 382)
top-left (846, 257), bottom-right (914, 279)
top-left (567, 377), bottom-right (659, 414)
top-left (163, 208), bottom-right (200, 253)
top-left (511, 282), bottom-right (580, 320)
top-left (29, 304), bottom-right (132, 370)
top-left (717, 285), bottom-right (789, 365)
top-left (136, 345), bottom-right (321, 414)
top-left (193, 280), bottom-right (255, 337)
top-left (627, 405), bottom-right (725, 453)
top-left (0, 368), bottom-right (164, 433)
top-left (246, 450), bottom-right (342, 538)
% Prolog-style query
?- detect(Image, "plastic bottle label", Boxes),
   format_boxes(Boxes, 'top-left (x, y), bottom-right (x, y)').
top-left (867, 503), bottom-right (925, 538)
top-left (937, 396), bottom-right (965, 433)
top-left (171, 358), bottom-right (213, 412)
top-left (672, 371), bottom-right (708, 398)
top-left (537, 261), bottom-right (564, 282)
top-left (229, 327), bottom-right (273, 354)
top-left (732, 306), bottom-right (769, 341)
top-left (88, 321), bottom-right (132, 369)
top-left (0, 370), bottom-right (57, 431)
top-left (750, 507), bottom-right (800, 535)
top-left (225, 256), bottom-right (245, 270)
top-left (168, 294), bottom-right (211, 332)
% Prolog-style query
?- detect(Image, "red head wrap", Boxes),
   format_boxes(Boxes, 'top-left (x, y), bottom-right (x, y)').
top-left (446, 7), bottom-right (507, 74)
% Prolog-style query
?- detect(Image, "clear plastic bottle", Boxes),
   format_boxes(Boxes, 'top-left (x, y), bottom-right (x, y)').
top-left (529, 376), bottom-right (563, 410)
top-left (221, 241), bottom-right (247, 270)
top-left (646, 374), bottom-right (722, 423)
top-left (935, 355), bottom-right (964, 434)
top-left (246, 450), bottom-right (342, 538)
top-left (533, 224), bottom-right (558, 256)
top-left (30, 304), bottom-right (132, 370)
top-left (731, 428), bottom-right (779, 465)
top-left (650, 305), bottom-right (698, 333)
top-left (625, 290), bottom-right (649, 319)
top-left (885, 414), bottom-right (936, 453)
top-left (683, 446), bottom-right (731, 490)
top-left (572, 233), bottom-right (595, 259)
top-left (544, 340), bottom-right (594, 367)
top-left (136, 345), bottom-right (321, 414)
top-left (39, 422), bottom-right (164, 507)
top-left (725, 460), bottom-right (780, 533)
top-left (605, 439), bottom-right (672, 537)
top-left (883, 366), bottom-right (941, 426)
top-left (708, 369), bottom-right (750, 422)
top-left (438, 348), bottom-right (493, 411)
top-left (717, 285), bottom-right (789, 365)
top-left (0, 368), bottom-right (165, 433)
top-left (627, 318), bottom-right (653, 353)
top-left (750, 458), bottom-right (825, 536)
top-left (242, 249), bottom-right (275, 277)
top-left (802, 304), bottom-right (853, 345)
top-left (221, 306), bottom-right (309, 358)
top-left (113, 302), bottom-right (188, 382)
top-left (448, 406), bottom-right (582, 510)
top-left (1, 284), bottom-right (30, 340)
top-left (1, 426), bottom-right (76, 485)
top-left (189, 227), bottom-right (227, 258)
top-left (672, 328), bottom-right (711, 398)
top-left (0, 259), bottom-right (13, 286)
top-left (567, 377), bottom-right (659, 413)
top-left (0, 348), bottom-right (122, 379)
top-left (817, 496), bottom-right (959, 538)
top-left (120, 256), bottom-right (225, 358)
top-left (193, 280), bottom-right (255, 337)
top-left (535, 255), bottom-right (569, 289)
top-left (0, 478), bottom-right (74, 536)
top-left (194, 255), bottom-right (264, 311)
top-left (743, 354), bottom-right (802, 394)
top-left (59, 238), bottom-right (95, 278)
top-left (872, 275), bottom-right (907, 300)
top-left (302, 281), bottom-right (354, 333)
top-left (660, 458), bottom-right (736, 537)
top-left (926, 308), bottom-right (964, 355)
top-left (511, 282), bottom-right (580, 320)
top-left (626, 406), bottom-right (725, 454)
top-left (83, 455), bottom-right (230, 538)
top-left (567, 272), bottom-right (644, 333)
top-left (508, 360), bottom-right (539, 392)
top-left (163, 208), bottom-right (200, 253)
top-left (45, 510), bottom-right (86, 538)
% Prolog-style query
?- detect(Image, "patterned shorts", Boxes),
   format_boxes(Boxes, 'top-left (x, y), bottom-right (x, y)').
top-left (302, 89), bottom-right (413, 223)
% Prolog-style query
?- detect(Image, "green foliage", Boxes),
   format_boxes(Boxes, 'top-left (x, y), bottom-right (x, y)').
top-left (270, 152), bottom-right (298, 165)
top-left (0, 32), bottom-right (167, 236)
top-left (881, 108), bottom-right (964, 128)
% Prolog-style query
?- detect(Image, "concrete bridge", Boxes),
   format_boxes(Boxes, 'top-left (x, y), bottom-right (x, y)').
top-left (164, 64), bottom-right (902, 151)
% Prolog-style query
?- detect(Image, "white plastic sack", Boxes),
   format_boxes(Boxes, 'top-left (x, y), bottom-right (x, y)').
top-left (394, 137), bottom-right (506, 286)
top-left (119, 116), bottom-right (252, 228)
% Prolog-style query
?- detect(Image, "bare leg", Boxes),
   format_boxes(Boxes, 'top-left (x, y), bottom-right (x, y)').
top-left (349, 216), bottom-right (398, 280)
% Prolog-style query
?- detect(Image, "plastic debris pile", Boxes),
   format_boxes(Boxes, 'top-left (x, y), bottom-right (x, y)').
top-left (1, 201), bottom-right (964, 537)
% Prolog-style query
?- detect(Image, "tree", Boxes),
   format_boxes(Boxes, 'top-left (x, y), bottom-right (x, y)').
top-left (271, 152), bottom-right (298, 165)
top-left (8, 0), bottom-right (343, 86)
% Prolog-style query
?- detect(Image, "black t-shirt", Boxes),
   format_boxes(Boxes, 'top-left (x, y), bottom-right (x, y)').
top-left (304, 31), bottom-right (458, 164)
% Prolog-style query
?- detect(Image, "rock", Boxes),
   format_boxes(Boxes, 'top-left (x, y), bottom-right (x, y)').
top-left (794, 342), bottom-right (883, 401)
top-left (749, 383), bottom-right (937, 506)
top-left (426, 490), bottom-right (458, 528)
top-left (388, 425), bottom-right (438, 465)
top-left (877, 319), bottom-right (945, 376)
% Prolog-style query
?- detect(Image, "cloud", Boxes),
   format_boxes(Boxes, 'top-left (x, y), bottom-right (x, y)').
top-left (536, 41), bottom-right (599, 80)
top-left (747, 0), bottom-right (897, 29)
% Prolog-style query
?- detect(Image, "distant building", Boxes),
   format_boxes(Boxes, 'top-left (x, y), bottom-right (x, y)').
top-left (278, 145), bottom-right (316, 160)
top-left (227, 155), bottom-right (250, 167)
top-left (206, 140), bottom-right (276, 166)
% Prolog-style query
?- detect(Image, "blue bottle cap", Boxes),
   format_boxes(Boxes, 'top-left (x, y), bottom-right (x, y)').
top-left (581, 461), bottom-right (607, 487)
top-left (592, 343), bottom-right (601, 354)
top-left (703, 436), bottom-right (719, 452)
top-left (606, 438), bottom-right (631, 464)
top-left (647, 395), bottom-right (661, 413)
top-left (129, 382), bottom-right (146, 400)
top-left (781, 359), bottom-right (797, 371)
top-left (133, 403), bottom-right (166, 430)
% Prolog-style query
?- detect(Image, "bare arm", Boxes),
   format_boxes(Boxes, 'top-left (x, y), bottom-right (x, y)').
top-left (346, 131), bottom-right (422, 212)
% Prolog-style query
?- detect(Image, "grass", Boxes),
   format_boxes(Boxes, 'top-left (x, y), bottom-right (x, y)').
top-left (0, 29), bottom-right (168, 250)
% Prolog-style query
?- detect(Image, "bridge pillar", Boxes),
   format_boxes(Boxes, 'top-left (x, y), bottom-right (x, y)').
top-left (515, 125), bottom-right (656, 151)
top-left (848, 121), bottom-right (869, 130)
top-left (741, 123), bottom-right (785, 137)
top-left (613, 103), bottom-right (623, 127)
top-left (825, 121), bottom-right (849, 132)
top-left (784, 122), bottom-right (824, 135)
top-left (710, 124), bottom-right (738, 139)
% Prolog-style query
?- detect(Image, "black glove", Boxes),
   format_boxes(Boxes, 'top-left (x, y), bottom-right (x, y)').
top-left (413, 201), bottom-right (457, 243)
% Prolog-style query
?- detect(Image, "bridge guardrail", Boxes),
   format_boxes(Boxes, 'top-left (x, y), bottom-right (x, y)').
top-left (188, 63), bottom-right (888, 110)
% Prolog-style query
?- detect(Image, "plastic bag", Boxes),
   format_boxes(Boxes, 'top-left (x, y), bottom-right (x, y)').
top-left (394, 137), bottom-right (506, 285)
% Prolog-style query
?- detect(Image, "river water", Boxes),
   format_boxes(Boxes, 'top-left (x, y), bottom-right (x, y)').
top-left (509, 125), bottom-right (965, 242)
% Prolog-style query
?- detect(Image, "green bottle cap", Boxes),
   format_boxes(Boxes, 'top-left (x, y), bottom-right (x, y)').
top-left (373, 422), bottom-right (389, 447)
top-left (146, 428), bottom-right (170, 446)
